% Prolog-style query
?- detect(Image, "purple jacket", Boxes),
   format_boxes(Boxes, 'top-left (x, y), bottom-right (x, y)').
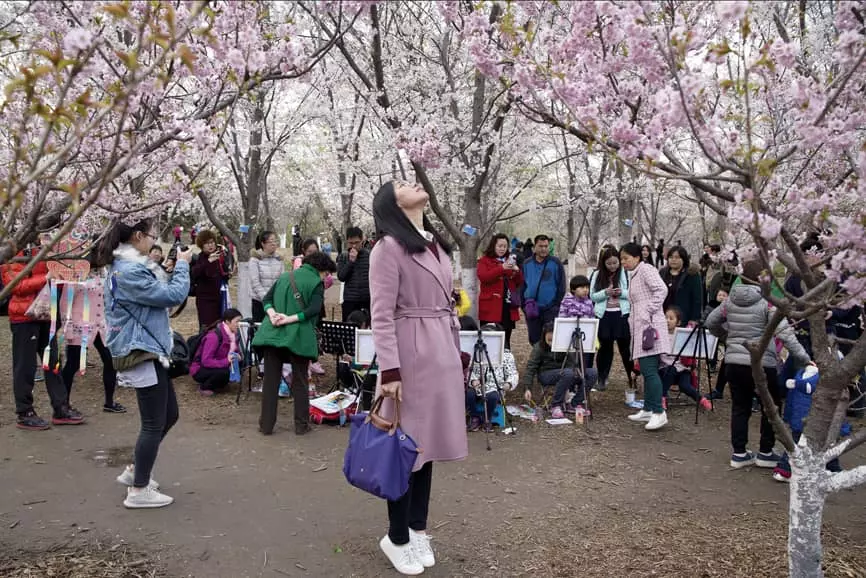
top-left (190, 324), bottom-right (234, 375)
top-left (558, 294), bottom-right (594, 319)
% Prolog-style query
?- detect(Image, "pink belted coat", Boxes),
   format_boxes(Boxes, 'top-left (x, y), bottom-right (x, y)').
top-left (627, 261), bottom-right (671, 359)
top-left (370, 235), bottom-right (468, 471)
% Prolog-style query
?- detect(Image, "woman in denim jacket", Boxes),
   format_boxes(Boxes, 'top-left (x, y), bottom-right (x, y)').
top-left (100, 219), bottom-right (191, 510)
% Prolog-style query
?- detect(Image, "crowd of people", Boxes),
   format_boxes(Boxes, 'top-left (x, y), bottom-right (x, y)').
top-left (3, 197), bottom-right (864, 575)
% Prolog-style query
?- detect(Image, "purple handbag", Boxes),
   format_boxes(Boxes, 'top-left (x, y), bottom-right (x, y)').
top-left (642, 326), bottom-right (658, 351)
top-left (343, 396), bottom-right (421, 501)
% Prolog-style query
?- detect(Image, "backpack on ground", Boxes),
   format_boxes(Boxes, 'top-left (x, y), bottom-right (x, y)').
top-left (168, 331), bottom-right (191, 378)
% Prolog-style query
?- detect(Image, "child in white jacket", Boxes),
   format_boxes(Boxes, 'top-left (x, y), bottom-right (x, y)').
top-left (466, 324), bottom-right (518, 432)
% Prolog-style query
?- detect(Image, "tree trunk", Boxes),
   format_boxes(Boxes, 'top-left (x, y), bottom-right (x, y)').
top-left (460, 236), bottom-right (479, 318)
top-left (588, 206), bottom-right (601, 267)
top-left (788, 444), bottom-right (827, 578)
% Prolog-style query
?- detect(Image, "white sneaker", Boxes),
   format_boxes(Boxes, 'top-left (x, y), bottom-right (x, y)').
top-left (645, 411), bottom-right (668, 431)
top-left (409, 529), bottom-right (435, 568)
top-left (628, 410), bottom-right (653, 422)
top-left (123, 486), bottom-right (174, 509)
top-left (379, 535), bottom-right (424, 575)
top-left (116, 465), bottom-right (159, 489)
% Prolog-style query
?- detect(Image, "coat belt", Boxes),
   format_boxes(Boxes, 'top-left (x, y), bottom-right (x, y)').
top-left (394, 306), bottom-right (453, 319)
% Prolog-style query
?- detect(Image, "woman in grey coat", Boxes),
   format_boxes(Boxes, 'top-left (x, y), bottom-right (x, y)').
top-left (705, 260), bottom-right (812, 470)
top-left (249, 231), bottom-right (285, 322)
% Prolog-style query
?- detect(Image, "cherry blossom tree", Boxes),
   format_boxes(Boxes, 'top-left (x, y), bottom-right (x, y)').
top-left (0, 0), bottom-right (352, 300)
top-left (471, 0), bottom-right (866, 574)
top-left (310, 1), bottom-right (562, 313)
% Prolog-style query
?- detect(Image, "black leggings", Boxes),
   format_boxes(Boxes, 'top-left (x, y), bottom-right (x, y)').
top-left (387, 462), bottom-right (433, 545)
top-left (193, 367), bottom-right (231, 391)
top-left (133, 362), bottom-right (179, 487)
top-left (596, 336), bottom-right (632, 384)
top-left (63, 334), bottom-right (116, 406)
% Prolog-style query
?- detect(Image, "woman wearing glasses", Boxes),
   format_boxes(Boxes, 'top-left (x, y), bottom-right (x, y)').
top-left (98, 219), bottom-right (191, 509)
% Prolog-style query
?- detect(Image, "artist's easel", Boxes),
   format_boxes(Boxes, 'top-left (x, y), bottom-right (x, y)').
top-left (552, 318), bottom-right (599, 431)
top-left (670, 324), bottom-right (717, 424)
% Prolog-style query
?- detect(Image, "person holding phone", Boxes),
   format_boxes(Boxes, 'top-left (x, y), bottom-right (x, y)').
top-left (477, 234), bottom-right (523, 350)
top-left (590, 246), bottom-right (633, 392)
top-left (191, 230), bottom-right (230, 330)
top-left (99, 218), bottom-right (191, 508)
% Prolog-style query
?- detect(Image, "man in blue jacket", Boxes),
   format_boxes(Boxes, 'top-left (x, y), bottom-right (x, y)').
top-left (520, 235), bottom-right (566, 345)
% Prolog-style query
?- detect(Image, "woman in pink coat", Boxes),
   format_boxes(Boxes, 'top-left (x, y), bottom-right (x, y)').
top-left (369, 180), bottom-right (468, 576)
top-left (620, 242), bottom-right (671, 431)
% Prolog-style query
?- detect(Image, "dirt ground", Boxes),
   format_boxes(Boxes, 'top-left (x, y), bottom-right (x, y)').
top-left (1, 289), bottom-right (865, 577)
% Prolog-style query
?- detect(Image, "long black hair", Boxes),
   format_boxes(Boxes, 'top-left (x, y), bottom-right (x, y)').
top-left (593, 246), bottom-right (622, 292)
top-left (372, 181), bottom-right (452, 255)
top-left (640, 244), bottom-right (655, 266)
top-left (92, 218), bottom-right (153, 267)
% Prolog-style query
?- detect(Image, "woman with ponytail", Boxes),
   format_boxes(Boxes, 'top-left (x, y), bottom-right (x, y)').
top-left (100, 219), bottom-right (192, 509)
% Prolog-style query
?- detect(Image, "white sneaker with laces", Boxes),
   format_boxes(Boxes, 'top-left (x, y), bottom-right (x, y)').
top-left (645, 411), bottom-right (668, 431)
top-left (123, 486), bottom-right (174, 509)
top-left (379, 535), bottom-right (424, 575)
top-left (116, 465), bottom-right (159, 489)
top-left (409, 529), bottom-right (435, 568)
top-left (628, 410), bottom-right (653, 422)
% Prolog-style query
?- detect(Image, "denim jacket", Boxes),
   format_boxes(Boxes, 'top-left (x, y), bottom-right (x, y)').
top-left (104, 244), bottom-right (190, 362)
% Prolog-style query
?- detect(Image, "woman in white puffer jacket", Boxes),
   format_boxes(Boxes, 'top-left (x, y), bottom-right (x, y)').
top-left (249, 231), bottom-right (285, 322)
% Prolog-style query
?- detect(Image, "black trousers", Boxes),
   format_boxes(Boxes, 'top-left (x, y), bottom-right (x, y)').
top-left (727, 363), bottom-right (781, 454)
top-left (193, 367), bottom-right (231, 391)
top-left (252, 300), bottom-right (266, 323)
top-left (260, 347), bottom-right (310, 434)
top-left (387, 462), bottom-right (433, 545)
top-left (63, 334), bottom-right (116, 406)
top-left (596, 336), bottom-right (632, 384)
top-left (525, 306), bottom-right (557, 345)
top-left (341, 299), bottom-right (370, 322)
top-left (11, 322), bottom-right (67, 415)
top-left (133, 362), bottom-right (179, 487)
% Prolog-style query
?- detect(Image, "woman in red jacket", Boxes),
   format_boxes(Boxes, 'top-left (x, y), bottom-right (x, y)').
top-left (477, 234), bottom-right (523, 350)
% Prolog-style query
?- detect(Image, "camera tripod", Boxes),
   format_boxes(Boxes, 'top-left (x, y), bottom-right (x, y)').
top-left (466, 329), bottom-right (516, 451)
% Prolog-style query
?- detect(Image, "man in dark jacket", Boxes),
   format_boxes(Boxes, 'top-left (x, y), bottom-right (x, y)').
top-left (336, 226), bottom-right (371, 322)
top-left (520, 235), bottom-right (566, 345)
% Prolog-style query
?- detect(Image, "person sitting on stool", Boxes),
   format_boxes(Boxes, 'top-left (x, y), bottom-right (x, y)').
top-left (521, 322), bottom-right (597, 419)
top-left (465, 323), bottom-right (518, 432)
top-left (190, 308), bottom-right (242, 396)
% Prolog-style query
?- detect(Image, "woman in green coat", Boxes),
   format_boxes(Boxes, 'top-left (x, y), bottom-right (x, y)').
top-left (253, 251), bottom-right (336, 435)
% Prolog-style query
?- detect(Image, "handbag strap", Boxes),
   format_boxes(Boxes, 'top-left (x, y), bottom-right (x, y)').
top-left (112, 298), bottom-right (171, 360)
top-left (288, 271), bottom-right (306, 310)
top-left (365, 395), bottom-right (401, 436)
top-left (531, 259), bottom-right (549, 300)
